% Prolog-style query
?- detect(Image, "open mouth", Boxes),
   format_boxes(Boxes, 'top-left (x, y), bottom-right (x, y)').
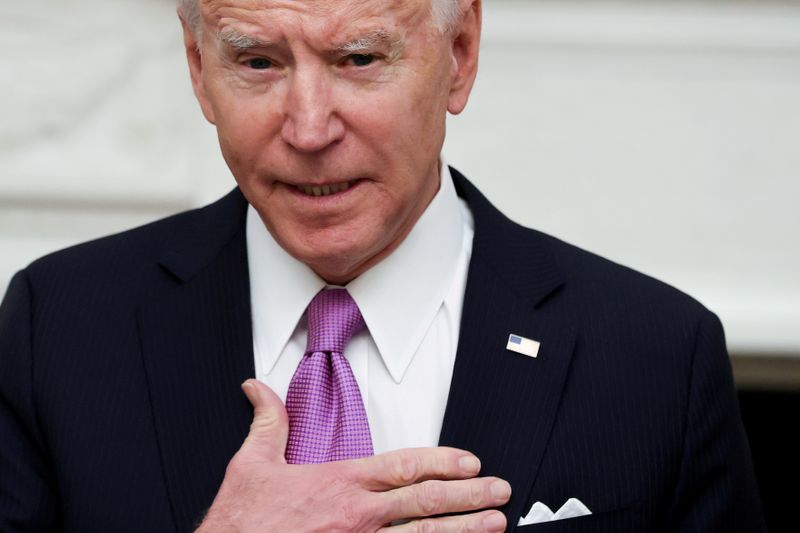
top-left (295, 180), bottom-right (355, 197)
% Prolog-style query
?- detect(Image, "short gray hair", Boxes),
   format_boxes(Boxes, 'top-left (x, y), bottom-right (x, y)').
top-left (178, 0), bottom-right (461, 38)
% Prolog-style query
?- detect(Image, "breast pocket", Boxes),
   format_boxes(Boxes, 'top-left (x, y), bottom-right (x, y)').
top-left (514, 503), bottom-right (649, 532)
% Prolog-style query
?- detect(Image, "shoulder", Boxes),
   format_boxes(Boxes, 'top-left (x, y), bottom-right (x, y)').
top-left (453, 167), bottom-right (714, 330)
top-left (527, 226), bottom-right (728, 371)
top-left (540, 227), bottom-right (708, 316)
top-left (501, 221), bottom-right (717, 346)
top-left (23, 188), bottom-right (247, 298)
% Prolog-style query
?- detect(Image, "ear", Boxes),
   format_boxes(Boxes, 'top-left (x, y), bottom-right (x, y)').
top-left (180, 14), bottom-right (217, 125)
top-left (447, 0), bottom-right (481, 115)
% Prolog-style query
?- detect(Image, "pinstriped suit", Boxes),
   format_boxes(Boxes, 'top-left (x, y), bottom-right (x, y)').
top-left (0, 169), bottom-right (765, 531)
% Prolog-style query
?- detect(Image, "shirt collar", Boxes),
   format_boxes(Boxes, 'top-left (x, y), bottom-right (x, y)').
top-left (348, 162), bottom-right (464, 382)
top-left (247, 207), bottom-right (325, 376)
top-left (247, 160), bottom-right (465, 383)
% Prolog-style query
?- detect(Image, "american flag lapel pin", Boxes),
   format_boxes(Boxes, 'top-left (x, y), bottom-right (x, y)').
top-left (506, 333), bottom-right (540, 358)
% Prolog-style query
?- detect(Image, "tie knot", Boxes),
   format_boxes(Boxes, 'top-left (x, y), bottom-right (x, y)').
top-left (306, 289), bottom-right (364, 355)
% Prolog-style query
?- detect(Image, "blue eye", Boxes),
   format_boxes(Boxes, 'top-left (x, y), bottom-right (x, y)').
top-left (248, 58), bottom-right (272, 70)
top-left (349, 54), bottom-right (375, 67)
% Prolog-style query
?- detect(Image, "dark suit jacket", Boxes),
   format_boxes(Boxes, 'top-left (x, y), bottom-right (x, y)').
top-left (0, 169), bottom-right (765, 532)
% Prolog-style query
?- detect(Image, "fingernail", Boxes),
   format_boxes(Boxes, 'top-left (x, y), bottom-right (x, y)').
top-left (490, 479), bottom-right (512, 500)
top-left (459, 455), bottom-right (481, 474)
top-left (482, 512), bottom-right (506, 532)
top-left (241, 381), bottom-right (256, 401)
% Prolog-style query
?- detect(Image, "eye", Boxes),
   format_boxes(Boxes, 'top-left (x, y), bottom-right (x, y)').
top-left (247, 57), bottom-right (273, 70)
top-left (347, 54), bottom-right (376, 67)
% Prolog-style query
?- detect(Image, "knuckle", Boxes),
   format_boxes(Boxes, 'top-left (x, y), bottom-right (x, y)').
top-left (338, 499), bottom-right (362, 530)
top-left (417, 481), bottom-right (446, 515)
top-left (333, 489), bottom-right (375, 531)
top-left (412, 518), bottom-right (439, 533)
top-left (225, 452), bottom-right (249, 478)
top-left (250, 409), bottom-right (282, 433)
top-left (392, 451), bottom-right (421, 485)
top-left (469, 481), bottom-right (485, 508)
top-left (462, 515), bottom-right (483, 533)
top-left (429, 450), bottom-right (449, 479)
top-left (326, 463), bottom-right (353, 487)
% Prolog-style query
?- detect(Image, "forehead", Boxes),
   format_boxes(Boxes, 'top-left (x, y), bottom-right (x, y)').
top-left (201, 0), bottom-right (431, 39)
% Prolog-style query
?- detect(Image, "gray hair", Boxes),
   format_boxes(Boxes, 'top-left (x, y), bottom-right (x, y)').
top-left (178, 0), bottom-right (461, 39)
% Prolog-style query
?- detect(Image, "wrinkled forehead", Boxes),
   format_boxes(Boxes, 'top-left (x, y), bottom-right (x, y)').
top-left (200, 0), bottom-right (433, 35)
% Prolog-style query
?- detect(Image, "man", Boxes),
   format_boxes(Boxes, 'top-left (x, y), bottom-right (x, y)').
top-left (0, 0), bottom-right (765, 531)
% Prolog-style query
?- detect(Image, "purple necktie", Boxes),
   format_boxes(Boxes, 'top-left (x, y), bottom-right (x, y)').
top-left (285, 289), bottom-right (374, 464)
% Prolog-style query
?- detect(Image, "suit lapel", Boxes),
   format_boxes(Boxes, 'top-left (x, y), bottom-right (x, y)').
top-left (136, 176), bottom-right (573, 530)
top-left (138, 189), bottom-right (255, 531)
top-left (440, 171), bottom-right (577, 530)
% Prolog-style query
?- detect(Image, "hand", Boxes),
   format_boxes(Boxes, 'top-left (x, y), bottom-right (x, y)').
top-left (197, 379), bottom-right (511, 532)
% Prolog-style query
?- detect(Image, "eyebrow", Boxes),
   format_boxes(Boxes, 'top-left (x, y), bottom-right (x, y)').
top-left (218, 27), bottom-right (273, 51)
top-left (333, 30), bottom-right (402, 57)
top-left (217, 26), bottom-right (403, 58)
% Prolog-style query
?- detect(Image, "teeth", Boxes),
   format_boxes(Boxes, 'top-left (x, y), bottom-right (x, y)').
top-left (297, 181), bottom-right (353, 197)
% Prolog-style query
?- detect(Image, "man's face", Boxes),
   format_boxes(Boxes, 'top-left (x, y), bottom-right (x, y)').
top-left (183, 0), bottom-right (479, 283)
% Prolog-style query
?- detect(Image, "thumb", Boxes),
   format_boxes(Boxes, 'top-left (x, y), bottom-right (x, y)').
top-left (240, 378), bottom-right (289, 463)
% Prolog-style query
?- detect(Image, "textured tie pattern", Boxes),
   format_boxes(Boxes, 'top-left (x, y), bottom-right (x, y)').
top-left (285, 289), bottom-right (374, 463)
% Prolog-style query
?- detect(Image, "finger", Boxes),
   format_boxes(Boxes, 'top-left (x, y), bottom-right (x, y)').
top-left (380, 477), bottom-right (511, 523)
top-left (349, 447), bottom-right (482, 490)
top-left (378, 510), bottom-right (507, 533)
top-left (240, 378), bottom-right (289, 463)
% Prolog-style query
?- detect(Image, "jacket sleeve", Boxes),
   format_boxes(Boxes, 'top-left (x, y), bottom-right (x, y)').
top-left (666, 311), bottom-right (766, 532)
top-left (0, 270), bottom-right (60, 531)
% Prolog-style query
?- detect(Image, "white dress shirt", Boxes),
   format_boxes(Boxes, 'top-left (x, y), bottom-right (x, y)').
top-left (247, 162), bottom-right (474, 454)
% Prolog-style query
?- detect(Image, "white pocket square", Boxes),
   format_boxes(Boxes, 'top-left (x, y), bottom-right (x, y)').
top-left (518, 498), bottom-right (592, 526)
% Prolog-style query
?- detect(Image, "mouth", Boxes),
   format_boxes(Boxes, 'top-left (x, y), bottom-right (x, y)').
top-left (294, 180), bottom-right (357, 197)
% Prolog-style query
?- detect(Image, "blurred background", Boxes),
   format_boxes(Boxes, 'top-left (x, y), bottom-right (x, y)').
top-left (1, 0), bottom-right (798, 528)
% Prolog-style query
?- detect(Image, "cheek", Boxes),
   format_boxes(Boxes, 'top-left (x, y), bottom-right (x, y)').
top-left (214, 96), bottom-right (281, 173)
top-left (342, 83), bottom-right (444, 164)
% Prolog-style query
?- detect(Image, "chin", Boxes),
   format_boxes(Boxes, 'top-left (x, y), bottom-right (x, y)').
top-left (300, 243), bottom-right (379, 283)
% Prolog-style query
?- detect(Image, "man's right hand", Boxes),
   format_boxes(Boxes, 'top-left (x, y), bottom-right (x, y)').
top-left (197, 379), bottom-right (511, 532)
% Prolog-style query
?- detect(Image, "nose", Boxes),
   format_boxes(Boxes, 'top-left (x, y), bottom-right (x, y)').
top-left (281, 67), bottom-right (345, 153)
